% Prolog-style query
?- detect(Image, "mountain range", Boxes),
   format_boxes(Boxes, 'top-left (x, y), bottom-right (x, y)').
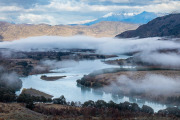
top-left (0, 21), bottom-right (139, 41)
top-left (116, 13), bottom-right (180, 38)
top-left (83, 11), bottom-right (158, 25)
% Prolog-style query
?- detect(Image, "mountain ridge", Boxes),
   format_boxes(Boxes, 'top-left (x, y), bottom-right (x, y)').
top-left (0, 21), bottom-right (139, 41)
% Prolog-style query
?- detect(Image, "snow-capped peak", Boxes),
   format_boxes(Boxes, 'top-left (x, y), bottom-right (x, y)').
top-left (123, 12), bottom-right (137, 16)
top-left (103, 12), bottom-right (114, 18)
top-left (102, 12), bottom-right (138, 18)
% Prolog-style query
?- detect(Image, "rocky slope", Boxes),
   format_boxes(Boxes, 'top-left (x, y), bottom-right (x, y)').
top-left (0, 21), bottom-right (139, 41)
top-left (116, 13), bottom-right (180, 38)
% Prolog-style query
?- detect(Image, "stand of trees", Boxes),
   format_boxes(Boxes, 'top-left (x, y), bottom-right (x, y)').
top-left (17, 93), bottom-right (52, 109)
top-left (0, 87), bottom-right (16, 102)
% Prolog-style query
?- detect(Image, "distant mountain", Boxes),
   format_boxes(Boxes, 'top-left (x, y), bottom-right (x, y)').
top-left (115, 13), bottom-right (180, 38)
top-left (83, 12), bottom-right (130, 25)
top-left (121, 11), bottom-right (157, 24)
top-left (83, 11), bottom-right (158, 25)
top-left (0, 21), bottom-right (139, 41)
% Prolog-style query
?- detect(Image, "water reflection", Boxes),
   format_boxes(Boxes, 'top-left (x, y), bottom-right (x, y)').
top-left (77, 83), bottom-right (91, 93)
top-left (92, 89), bottom-right (103, 96)
top-left (137, 99), bottom-right (145, 104)
top-left (111, 94), bottom-right (119, 101)
top-left (129, 97), bottom-right (137, 103)
top-left (118, 94), bottom-right (124, 99)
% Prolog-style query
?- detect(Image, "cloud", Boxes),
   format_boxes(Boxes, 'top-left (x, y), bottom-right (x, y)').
top-left (0, 36), bottom-right (179, 53)
top-left (0, 36), bottom-right (180, 68)
top-left (0, 0), bottom-right (180, 24)
top-left (0, 0), bottom-right (50, 8)
top-left (17, 14), bottom-right (57, 25)
top-left (0, 6), bottom-right (23, 12)
top-left (142, 1), bottom-right (180, 13)
top-left (39, 60), bottom-right (78, 69)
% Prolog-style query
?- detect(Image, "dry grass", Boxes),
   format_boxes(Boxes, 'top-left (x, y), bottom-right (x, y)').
top-left (0, 102), bottom-right (49, 120)
top-left (0, 102), bottom-right (178, 120)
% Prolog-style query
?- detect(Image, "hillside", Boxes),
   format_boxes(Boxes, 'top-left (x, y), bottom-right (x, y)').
top-left (0, 102), bottom-right (177, 120)
top-left (0, 21), bottom-right (139, 41)
top-left (116, 13), bottom-right (180, 38)
top-left (0, 102), bottom-right (48, 120)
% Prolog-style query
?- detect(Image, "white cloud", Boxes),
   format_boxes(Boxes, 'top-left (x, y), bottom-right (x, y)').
top-left (17, 14), bottom-right (57, 25)
top-left (46, 0), bottom-right (82, 11)
top-left (143, 1), bottom-right (180, 13)
top-left (0, 6), bottom-right (23, 12)
top-left (0, 0), bottom-right (180, 24)
top-left (72, 19), bottom-right (97, 24)
top-left (81, 0), bottom-right (131, 3)
top-left (32, 0), bottom-right (180, 14)
top-left (0, 17), bottom-right (8, 21)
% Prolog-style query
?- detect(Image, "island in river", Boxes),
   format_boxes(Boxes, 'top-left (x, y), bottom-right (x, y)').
top-left (40, 75), bottom-right (66, 81)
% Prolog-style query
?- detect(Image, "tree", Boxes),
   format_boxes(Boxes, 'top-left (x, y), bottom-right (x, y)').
top-left (95, 100), bottom-right (107, 108)
top-left (53, 95), bottom-right (67, 105)
top-left (71, 101), bottom-right (75, 106)
top-left (107, 100), bottom-right (117, 108)
top-left (83, 100), bottom-right (95, 107)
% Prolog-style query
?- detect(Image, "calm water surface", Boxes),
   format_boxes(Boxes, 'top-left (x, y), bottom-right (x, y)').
top-left (20, 55), bottom-right (167, 112)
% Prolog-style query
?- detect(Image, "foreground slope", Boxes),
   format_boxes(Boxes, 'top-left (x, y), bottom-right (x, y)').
top-left (116, 13), bottom-right (180, 38)
top-left (0, 102), bottom-right (177, 120)
top-left (0, 21), bottom-right (138, 41)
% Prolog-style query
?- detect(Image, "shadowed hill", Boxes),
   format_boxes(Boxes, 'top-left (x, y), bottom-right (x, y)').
top-left (116, 13), bottom-right (180, 38)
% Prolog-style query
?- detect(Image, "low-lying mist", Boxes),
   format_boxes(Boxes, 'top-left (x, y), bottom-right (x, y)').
top-left (0, 36), bottom-right (179, 54)
top-left (0, 36), bottom-right (180, 67)
top-left (39, 60), bottom-right (78, 69)
top-left (137, 52), bottom-right (180, 67)
top-left (0, 66), bottom-right (22, 90)
top-left (104, 74), bottom-right (180, 97)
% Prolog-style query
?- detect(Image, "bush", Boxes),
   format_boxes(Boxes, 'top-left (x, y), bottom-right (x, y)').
top-left (26, 101), bottom-right (35, 110)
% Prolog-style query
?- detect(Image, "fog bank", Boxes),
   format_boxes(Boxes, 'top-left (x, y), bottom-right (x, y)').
top-left (0, 36), bottom-right (179, 54)
top-left (114, 74), bottom-right (180, 96)
top-left (0, 36), bottom-right (180, 67)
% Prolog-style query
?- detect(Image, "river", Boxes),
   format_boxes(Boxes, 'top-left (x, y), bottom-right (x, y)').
top-left (20, 55), bottom-right (167, 112)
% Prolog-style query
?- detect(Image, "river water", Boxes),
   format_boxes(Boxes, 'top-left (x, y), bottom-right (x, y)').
top-left (20, 55), bottom-right (167, 112)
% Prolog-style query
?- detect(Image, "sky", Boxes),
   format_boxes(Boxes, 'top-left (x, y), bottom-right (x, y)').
top-left (0, 0), bottom-right (179, 25)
